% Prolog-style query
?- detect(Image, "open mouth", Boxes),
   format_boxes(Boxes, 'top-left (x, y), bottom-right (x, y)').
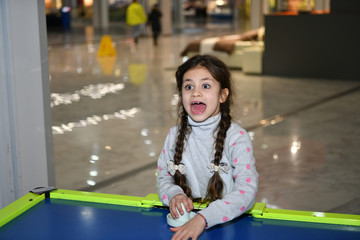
top-left (191, 101), bottom-right (206, 115)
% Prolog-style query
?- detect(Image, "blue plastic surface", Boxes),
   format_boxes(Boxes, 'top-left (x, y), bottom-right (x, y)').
top-left (1, 198), bottom-right (360, 240)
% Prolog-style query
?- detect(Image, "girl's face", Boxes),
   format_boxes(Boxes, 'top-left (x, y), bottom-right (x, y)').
top-left (181, 66), bottom-right (229, 122)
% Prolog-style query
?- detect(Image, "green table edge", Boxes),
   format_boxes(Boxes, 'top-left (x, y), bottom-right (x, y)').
top-left (1, 189), bottom-right (359, 228)
top-left (252, 206), bottom-right (360, 226)
top-left (0, 192), bottom-right (44, 228)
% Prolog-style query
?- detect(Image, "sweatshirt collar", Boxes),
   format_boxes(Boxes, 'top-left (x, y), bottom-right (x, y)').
top-left (187, 114), bottom-right (221, 136)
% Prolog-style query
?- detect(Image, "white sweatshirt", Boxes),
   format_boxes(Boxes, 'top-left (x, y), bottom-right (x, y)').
top-left (157, 114), bottom-right (259, 228)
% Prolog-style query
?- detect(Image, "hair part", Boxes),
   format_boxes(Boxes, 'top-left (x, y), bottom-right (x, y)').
top-left (173, 55), bottom-right (233, 202)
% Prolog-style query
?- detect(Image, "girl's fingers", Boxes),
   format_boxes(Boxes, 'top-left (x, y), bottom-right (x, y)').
top-left (181, 199), bottom-right (190, 212)
top-left (186, 198), bottom-right (194, 211)
top-left (176, 201), bottom-right (184, 215)
top-left (170, 194), bottom-right (193, 219)
top-left (170, 200), bottom-right (178, 218)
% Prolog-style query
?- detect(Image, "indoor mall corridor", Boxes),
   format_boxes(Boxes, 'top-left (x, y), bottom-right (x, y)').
top-left (47, 21), bottom-right (360, 215)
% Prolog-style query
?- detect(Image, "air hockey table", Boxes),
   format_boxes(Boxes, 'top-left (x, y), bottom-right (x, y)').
top-left (0, 188), bottom-right (359, 240)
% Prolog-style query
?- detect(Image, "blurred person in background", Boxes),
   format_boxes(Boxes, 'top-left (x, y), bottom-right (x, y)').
top-left (147, 3), bottom-right (162, 46)
top-left (126, 0), bottom-right (147, 44)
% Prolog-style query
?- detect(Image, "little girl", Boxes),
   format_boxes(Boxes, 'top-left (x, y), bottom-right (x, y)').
top-left (157, 55), bottom-right (258, 240)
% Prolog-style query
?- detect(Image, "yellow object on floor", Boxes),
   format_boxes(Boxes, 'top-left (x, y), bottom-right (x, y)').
top-left (97, 35), bottom-right (117, 57)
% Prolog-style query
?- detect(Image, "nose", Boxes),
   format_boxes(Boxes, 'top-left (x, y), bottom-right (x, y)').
top-left (192, 87), bottom-right (202, 97)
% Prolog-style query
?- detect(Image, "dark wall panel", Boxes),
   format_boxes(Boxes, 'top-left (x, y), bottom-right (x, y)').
top-left (263, 14), bottom-right (360, 80)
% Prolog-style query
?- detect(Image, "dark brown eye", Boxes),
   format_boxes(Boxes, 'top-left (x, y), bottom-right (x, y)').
top-left (184, 84), bottom-right (193, 90)
top-left (203, 84), bottom-right (211, 89)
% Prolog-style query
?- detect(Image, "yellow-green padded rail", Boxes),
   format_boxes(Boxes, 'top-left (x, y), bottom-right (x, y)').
top-left (2, 190), bottom-right (359, 229)
top-left (253, 207), bottom-right (360, 227)
top-left (247, 202), bottom-right (267, 215)
top-left (0, 192), bottom-right (44, 228)
top-left (142, 193), bottom-right (209, 209)
top-left (51, 189), bottom-right (145, 207)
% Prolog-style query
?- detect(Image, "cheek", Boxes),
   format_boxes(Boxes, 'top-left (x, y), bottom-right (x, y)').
top-left (181, 93), bottom-right (190, 107)
top-left (181, 92), bottom-right (187, 102)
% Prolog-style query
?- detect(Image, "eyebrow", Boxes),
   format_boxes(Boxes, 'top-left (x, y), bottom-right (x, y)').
top-left (183, 77), bottom-right (214, 82)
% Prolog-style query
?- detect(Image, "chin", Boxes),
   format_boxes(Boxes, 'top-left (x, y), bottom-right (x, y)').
top-left (189, 115), bottom-right (208, 123)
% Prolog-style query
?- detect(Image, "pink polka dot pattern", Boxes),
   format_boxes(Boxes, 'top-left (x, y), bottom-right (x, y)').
top-left (234, 175), bottom-right (238, 179)
top-left (232, 143), bottom-right (236, 146)
top-left (163, 195), bottom-right (167, 200)
top-left (246, 177), bottom-right (252, 183)
top-left (247, 147), bottom-right (251, 152)
top-left (239, 190), bottom-right (245, 195)
top-left (246, 164), bottom-right (251, 170)
top-left (241, 206), bottom-right (245, 211)
top-left (234, 158), bottom-right (238, 163)
top-left (225, 201), bottom-right (230, 205)
top-left (163, 149), bottom-right (165, 154)
top-left (240, 130), bottom-right (244, 135)
top-left (222, 217), bottom-right (228, 222)
top-left (158, 166), bottom-right (162, 171)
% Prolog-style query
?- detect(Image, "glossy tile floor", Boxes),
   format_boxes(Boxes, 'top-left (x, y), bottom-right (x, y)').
top-left (48, 20), bottom-right (360, 215)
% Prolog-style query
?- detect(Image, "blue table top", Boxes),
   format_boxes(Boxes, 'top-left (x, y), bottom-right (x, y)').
top-left (1, 198), bottom-right (360, 240)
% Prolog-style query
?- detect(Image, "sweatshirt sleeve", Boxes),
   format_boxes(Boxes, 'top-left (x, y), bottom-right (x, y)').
top-left (198, 125), bottom-right (259, 229)
top-left (157, 127), bottom-right (185, 206)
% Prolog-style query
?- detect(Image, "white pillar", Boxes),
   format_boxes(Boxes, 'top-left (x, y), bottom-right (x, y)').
top-left (250, 0), bottom-right (264, 29)
top-left (0, 0), bottom-right (54, 208)
top-left (160, 0), bottom-right (172, 35)
top-left (314, 0), bottom-right (330, 10)
top-left (277, 0), bottom-right (284, 11)
top-left (93, 0), bottom-right (109, 29)
top-left (263, 0), bottom-right (270, 14)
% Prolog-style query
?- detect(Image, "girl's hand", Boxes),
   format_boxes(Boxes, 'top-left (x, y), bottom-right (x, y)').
top-left (169, 194), bottom-right (193, 219)
top-left (170, 214), bottom-right (206, 240)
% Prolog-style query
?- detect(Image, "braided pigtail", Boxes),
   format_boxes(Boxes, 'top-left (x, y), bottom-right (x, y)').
top-left (205, 100), bottom-right (232, 202)
top-left (173, 110), bottom-right (193, 198)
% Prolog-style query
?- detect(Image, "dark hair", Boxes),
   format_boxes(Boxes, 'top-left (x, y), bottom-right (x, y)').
top-left (174, 55), bottom-right (233, 202)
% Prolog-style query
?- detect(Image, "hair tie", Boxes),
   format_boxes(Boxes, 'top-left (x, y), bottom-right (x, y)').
top-left (167, 161), bottom-right (187, 176)
top-left (208, 161), bottom-right (229, 174)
